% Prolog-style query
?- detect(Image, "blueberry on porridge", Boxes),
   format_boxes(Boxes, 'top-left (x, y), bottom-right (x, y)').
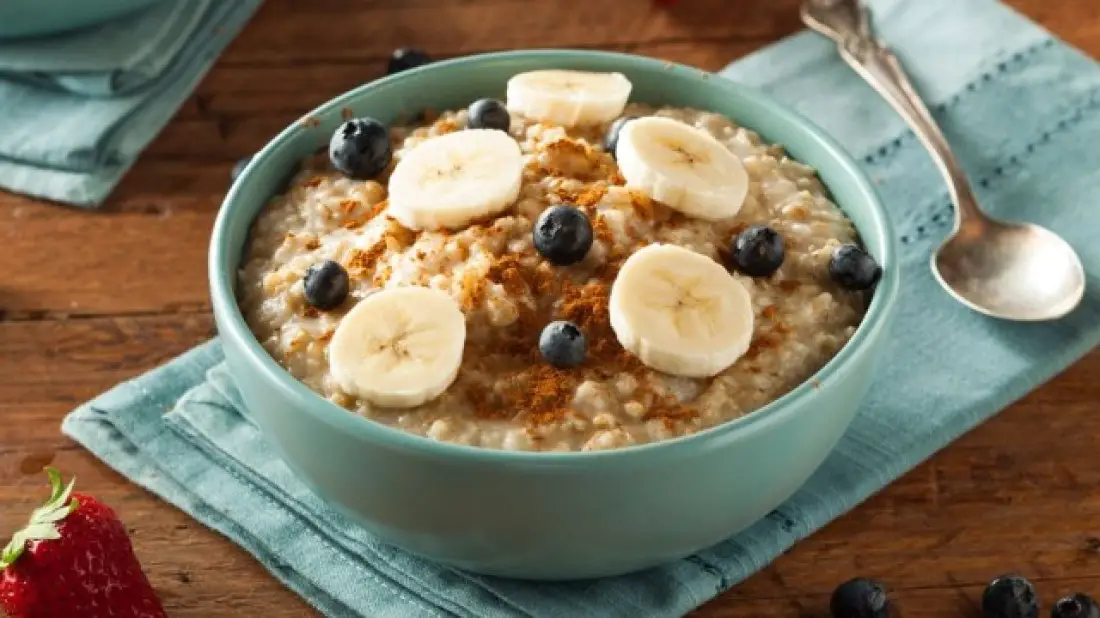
top-left (829, 243), bottom-right (883, 291)
top-left (302, 260), bottom-right (349, 310)
top-left (533, 205), bottom-right (594, 266)
top-left (467, 98), bottom-right (512, 132)
top-left (603, 115), bottom-right (635, 158)
top-left (731, 224), bottom-right (785, 277)
top-left (237, 68), bottom-right (882, 452)
top-left (328, 117), bottom-right (392, 179)
top-left (539, 320), bottom-right (587, 369)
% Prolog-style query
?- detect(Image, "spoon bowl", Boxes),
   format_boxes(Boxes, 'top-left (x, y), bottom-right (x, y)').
top-left (932, 219), bottom-right (1085, 321)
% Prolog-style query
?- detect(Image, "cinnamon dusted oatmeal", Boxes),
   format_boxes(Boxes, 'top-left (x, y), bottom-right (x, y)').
top-left (238, 71), bottom-right (879, 452)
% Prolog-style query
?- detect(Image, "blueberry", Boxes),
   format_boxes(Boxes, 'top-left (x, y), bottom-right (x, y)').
top-left (329, 118), bottom-right (392, 179)
top-left (604, 116), bottom-right (635, 159)
top-left (830, 577), bottom-right (890, 618)
top-left (1053, 594), bottom-right (1100, 618)
top-left (539, 321), bottom-right (587, 368)
top-left (230, 155), bottom-right (253, 184)
top-left (828, 243), bottom-right (883, 291)
top-left (467, 98), bottom-right (511, 132)
top-left (533, 205), bottom-right (594, 266)
top-left (387, 47), bottom-right (431, 74)
top-left (730, 225), bottom-right (785, 277)
top-left (303, 260), bottom-right (349, 310)
top-left (982, 574), bottom-right (1039, 618)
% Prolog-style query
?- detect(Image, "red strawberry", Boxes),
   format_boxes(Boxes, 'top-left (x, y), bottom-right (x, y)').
top-left (0, 468), bottom-right (167, 618)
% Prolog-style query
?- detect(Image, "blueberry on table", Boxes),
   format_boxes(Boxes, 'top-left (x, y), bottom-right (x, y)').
top-left (829, 243), bottom-right (883, 291)
top-left (303, 260), bottom-right (350, 310)
top-left (982, 574), bottom-right (1039, 618)
top-left (329, 118), bottom-right (392, 180)
top-left (1053, 594), bottom-right (1100, 618)
top-left (467, 98), bottom-right (511, 132)
top-left (604, 116), bottom-right (635, 159)
top-left (730, 225), bottom-right (785, 277)
top-left (230, 155), bottom-right (253, 184)
top-left (533, 205), bottom-right (594, 266)
top-left (387, 47), bottom-right (432, 74)
top-left (539, 321), bottom-right (587, 368)
top-left (830, 577), bottom-right (890, 618)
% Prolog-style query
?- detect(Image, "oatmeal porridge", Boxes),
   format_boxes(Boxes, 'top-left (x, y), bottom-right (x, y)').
top-left (237, 69), bottom-right (883, 452)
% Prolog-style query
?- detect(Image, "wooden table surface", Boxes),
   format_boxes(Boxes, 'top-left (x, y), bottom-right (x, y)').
top-left (3, 0), bottom-right (1099, 616)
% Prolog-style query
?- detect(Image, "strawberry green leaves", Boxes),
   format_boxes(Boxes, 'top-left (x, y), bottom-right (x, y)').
top-left (1, 468), bottom-right (78, 569)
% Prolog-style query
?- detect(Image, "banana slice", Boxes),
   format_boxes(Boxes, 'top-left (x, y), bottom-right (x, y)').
top-left (329, 286), bottom-right (466, 408)
top-left (616, 116), bottom-right (749, 221)
top-left (609, 244), bottom-right (753, 378)
top-left (388, 129), bottom-right (523, 231)
top-left (506, 69), bottom-right (632, 127)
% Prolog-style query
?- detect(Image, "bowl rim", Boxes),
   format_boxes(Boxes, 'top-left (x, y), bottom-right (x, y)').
top-left (210, 48), bottom-right (900, 466)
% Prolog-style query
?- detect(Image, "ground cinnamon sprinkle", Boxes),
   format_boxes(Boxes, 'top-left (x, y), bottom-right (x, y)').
top-left (367, 199), bottom-right (387, 220)
top-left (762, 305), bottom-right (778, 320)
top-left (372, 264), bottom-right (393, 287)
top-left (318, 329), bottom-right (334, 343)
top-left (628, 190), bottom-right (657, 220)
top-left (540, 139), bottom-right (604, 180)
top-left (643, 401), bottom-right (699, 430)
top-left (532, 261), bottom-right (559, 296)
top-left (384, 216), bottom-right (418, 248)
top-left (301, 306), bottom-right (319, 318)
top-left (342, 199), bottom-right (388, 230)
top-left (745, 332), bottom-right (782, 359)
top-left (305, 176), bottom-right (324, 188)
top-left (486, 254), bottom-right (528, 297)
top-left (302, 238), bottom-right (321, 250)
top-left (551, 182), bottom-right (608, 213)
top-left (788, 205), bottom-right (810, 221)
top-left (508, 364), bottom-right (576, 426)
top-left (591, 214), bottom-right (614, 245)
top-left (578, 184), bottom-right (608, 208)
top-left (558, 280), bottom-right (641, 373)
top-left (459, 270), bottom-right (486, 311)
top-left (345, 241), bottom-right (386, 277)
top-left (778, 280), bottom-right (800, 292)
top-left (338, 199), bottom-right (359, 215)
top-left (433, 117), bottom-right (460, 134)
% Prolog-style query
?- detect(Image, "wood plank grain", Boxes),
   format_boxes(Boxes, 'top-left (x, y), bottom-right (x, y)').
top-left (0, 314), bottom-right (212, 447)
top-left (0, 213), bottom-right (214, 316)
top-left (223, 0), bottom-right (800, 63)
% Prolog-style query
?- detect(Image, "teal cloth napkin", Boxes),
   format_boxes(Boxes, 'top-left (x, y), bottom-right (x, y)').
top-left (0, 0), bottom-right (262, 207)
top-left (61, 0), bottom-right (1100, 616)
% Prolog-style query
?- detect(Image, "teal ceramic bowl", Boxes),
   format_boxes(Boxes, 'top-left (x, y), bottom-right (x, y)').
top-left (210, 49), bottom-right (900, 580)
top-left (0, 0), bottom-right (162, 39)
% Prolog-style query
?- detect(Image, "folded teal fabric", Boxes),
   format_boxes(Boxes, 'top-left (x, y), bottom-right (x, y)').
top-left (62, 0), bottom-right (1100, 616)
top-left (0, 0), bottom-right (261, 207)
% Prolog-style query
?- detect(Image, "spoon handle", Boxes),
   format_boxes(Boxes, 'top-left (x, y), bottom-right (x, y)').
top-left (800, 0), bottom-right (984, 223)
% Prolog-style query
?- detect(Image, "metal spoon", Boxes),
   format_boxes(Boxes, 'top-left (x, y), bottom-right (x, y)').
top-left (801, 0), bottom-right (1085, 321)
